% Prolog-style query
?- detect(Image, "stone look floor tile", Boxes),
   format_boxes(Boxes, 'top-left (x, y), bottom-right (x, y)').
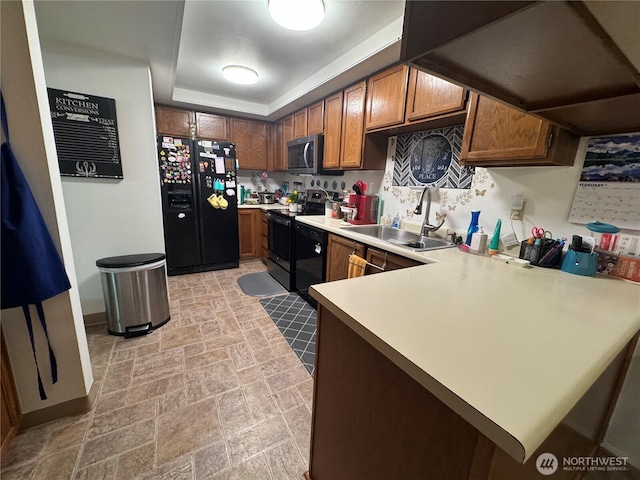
top-left (283, 404), bottom-right (313, 465)
top-left (87, 399), bottom-right (156, 439)
top-left (114, 442), bottom-right (155, 480)
top-left (78, 419), bottom-right (155, 468)
top-left (193, 441), bottom-right (229, 479)
top-left (212, 453), bottom-right (272, 480)
top-left (156, 397), bottom-right (222, 466)
top-left (264, 439), bottom-right (307, 480)
top-left (217, 388), bottom-right (255, 437)
top-left (226, 415), bottom-right (291, 465)
top-left (1, 262), bottom-right (313, 480)
top-left (32, 445), bottom-right (80, 480)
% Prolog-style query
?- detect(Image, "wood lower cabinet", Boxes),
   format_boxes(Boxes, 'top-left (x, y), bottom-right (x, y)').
top-left (365, 64), bottom-right (409, 130)
top-left (260, 211), bottom-right (268, 264)
top-left (231, 119), bottom-right (268, 170)
top-left (155, 105), bottom-right (194, 137)
top-left (460, 93), bottom-right (579, 167)
top-left (365, 247), bottom-right (421, 275)
top-left (307, 101), bottom-right (324, 135)
top-left (294, 109), bottom-right (308, 139)
top-left (326, 235), bottom-right (421, 281)
top-left (195, 112), bottom-right (229, 140)
top-left (326, 234), bottom-right (366, 282)
top-left (1, 329), bottom-right (20, 458)
top-left (238, 209), bottom-right (261, 258)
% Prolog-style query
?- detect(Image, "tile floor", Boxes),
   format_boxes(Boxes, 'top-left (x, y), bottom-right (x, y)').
top-left (1, 260), bottom-right (314, 480)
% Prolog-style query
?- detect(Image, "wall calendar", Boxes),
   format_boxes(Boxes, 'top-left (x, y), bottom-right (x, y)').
top-left (569, 133), bottom-right (640, 231)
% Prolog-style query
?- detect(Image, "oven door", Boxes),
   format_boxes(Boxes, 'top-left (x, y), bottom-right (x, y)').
top-left (267, 212), bottom-right (292, 271)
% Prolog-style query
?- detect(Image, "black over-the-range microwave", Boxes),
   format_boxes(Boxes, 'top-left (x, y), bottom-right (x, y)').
top-left (287, 134), bottom-right (343, 176)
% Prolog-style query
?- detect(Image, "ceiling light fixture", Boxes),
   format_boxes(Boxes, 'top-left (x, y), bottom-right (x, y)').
top-left (222, 65), bottom-right (259, 85)
top-left (268, 0), bottom-right (325, 31)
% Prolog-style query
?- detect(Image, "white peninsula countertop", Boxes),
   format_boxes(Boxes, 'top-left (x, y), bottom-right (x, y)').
top-left (298, 215), bottom-right (640, 463)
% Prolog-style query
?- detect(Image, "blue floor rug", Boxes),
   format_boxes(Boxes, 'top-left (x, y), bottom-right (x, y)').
top-left (260, 293), bottom-right (316, 374)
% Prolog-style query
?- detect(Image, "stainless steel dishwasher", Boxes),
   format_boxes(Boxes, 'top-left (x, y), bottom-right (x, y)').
top-left (294, 222), bottom-right (328, 307)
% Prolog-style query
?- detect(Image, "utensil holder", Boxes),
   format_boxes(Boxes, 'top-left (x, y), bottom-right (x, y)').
top-left (561, 250), bottom-right (598, 276)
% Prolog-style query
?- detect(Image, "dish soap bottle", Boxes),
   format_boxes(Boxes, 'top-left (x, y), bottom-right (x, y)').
top-left (465, 210), bottom-right (480, 245)
top-left (391, 209), bottom-right (401, 229)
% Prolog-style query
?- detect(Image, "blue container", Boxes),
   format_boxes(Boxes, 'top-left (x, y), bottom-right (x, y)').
top-left (561, 250), bottom-right (598, 277)
top-left (465, 210), bottom-right (480, 246)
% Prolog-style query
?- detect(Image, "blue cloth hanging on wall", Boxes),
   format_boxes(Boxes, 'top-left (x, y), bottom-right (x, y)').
top-left (1, 94), bottom-right (71, 400)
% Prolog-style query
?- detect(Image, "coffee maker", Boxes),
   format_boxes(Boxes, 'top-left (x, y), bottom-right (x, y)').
top-left (347, 194), bottom-right (379, 225)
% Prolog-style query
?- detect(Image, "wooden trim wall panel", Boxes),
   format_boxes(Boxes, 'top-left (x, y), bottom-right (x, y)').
top-left (294, 109), bottom-right (308, 139)
top-left (405, 68), bottom-right (467, 122)
top-left (195, 112), bottom-right (229, 140)
top-left (340, 81), bottom-right (367, 168)
top-left (260, 211), bottom-right (268, 264)
top-left (326, 234), bottom-right (365, 282)
top-left (155, 105), bottom-right (194, 137)
top-left (1, 329), bottom-right (20, 459)
top-left (364, 64), bottom-right (409, 130)
top-left (322, 93), bottom-right (343, 169)
top-left (307, 101), bottom-right (324, 135)
top-left (309, 306), bottom-right (481, 479)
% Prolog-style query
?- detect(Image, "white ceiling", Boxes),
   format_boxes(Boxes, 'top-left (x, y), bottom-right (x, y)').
top-left (34, 0), bottom-right (406, 121)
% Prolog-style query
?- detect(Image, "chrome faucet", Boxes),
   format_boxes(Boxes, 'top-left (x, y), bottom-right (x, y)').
top-left (414, 187), bottom-right (445, 237)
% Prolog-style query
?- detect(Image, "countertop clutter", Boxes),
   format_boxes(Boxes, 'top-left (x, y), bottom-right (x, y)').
top-left (299, 215), bottom-right (640, 464)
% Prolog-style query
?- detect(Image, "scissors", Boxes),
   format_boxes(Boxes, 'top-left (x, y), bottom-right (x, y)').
top-left (531, 227), bottom-right (552, 239)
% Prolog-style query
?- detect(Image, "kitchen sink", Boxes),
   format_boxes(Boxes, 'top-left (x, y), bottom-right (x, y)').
top-left (341, 225), bottom-right (455, 252)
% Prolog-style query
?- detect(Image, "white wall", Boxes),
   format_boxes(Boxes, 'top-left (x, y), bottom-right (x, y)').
top-left (40, 41), bottom-right (165, 315)
top-left (1, 0), bottom-right (92, 413)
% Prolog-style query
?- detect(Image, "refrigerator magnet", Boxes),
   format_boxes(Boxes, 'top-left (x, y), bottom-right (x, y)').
top-left (226, 180), bottom-right (236, 188)
top-left (226, 189), bottom-right (235, 196)
top-left (215, 157), bottom-right (225, 174)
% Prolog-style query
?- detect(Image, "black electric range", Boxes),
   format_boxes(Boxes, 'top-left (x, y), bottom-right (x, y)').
top-left (266, 190), bottom-right (337, 295)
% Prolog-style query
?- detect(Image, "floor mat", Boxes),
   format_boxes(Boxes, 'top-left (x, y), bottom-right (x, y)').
top-left (237, 271), bottom-right (286, 297)
top-left (260, 293), bottom-right (316, 374)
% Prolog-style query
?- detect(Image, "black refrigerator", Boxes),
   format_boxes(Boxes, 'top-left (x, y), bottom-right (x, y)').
top-left (157, 135), bottom-right (239, 275)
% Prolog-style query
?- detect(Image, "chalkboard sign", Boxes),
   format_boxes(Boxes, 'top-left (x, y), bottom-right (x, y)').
top-left (47, 88), bottom-right (123, 178)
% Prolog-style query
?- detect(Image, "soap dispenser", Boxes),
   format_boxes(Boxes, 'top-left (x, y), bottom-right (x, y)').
top-left (465, 210), bottom-right (481, 245)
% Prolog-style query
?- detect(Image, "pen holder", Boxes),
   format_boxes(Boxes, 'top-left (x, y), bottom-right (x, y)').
top-left (561, 250), bottom-right (598, 276)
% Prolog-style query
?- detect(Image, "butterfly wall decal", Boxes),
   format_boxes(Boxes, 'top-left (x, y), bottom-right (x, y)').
top-left (406, 210), bottom-right (414, 217)
top-left (435, 211), bottom-right (447, 222)
top-left (448, 205), bottom-right (457, 211)
top-left (475, 189), bottom-right (486, 196)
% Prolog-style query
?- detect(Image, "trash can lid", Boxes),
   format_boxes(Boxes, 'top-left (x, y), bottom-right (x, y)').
top-left (96, 253), bottom-right (166, 268)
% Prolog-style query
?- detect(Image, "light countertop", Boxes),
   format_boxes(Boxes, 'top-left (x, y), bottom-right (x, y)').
top-left (301, 215), bottom-right (640, 463)
top-left (237, 203), bottom-right (289, 211)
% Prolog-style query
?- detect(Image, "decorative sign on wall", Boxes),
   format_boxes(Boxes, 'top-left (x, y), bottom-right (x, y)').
top-left (47, 88), bottom-right (123, 178)
top-left (393, 126), bottom-right (472, 189)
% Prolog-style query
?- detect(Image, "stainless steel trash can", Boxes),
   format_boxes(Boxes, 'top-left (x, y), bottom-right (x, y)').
top-left (96, 253), bottom-right (170, 337)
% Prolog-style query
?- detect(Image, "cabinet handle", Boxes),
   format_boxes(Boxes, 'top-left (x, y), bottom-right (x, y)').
top-left (547, 132), bottom-right (554, 148)
top-left (178, 213), bottom-right (186, 219)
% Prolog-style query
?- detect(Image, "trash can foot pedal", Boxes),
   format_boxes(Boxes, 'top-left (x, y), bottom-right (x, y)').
top-left (124, 322), bottom-right (152, 338)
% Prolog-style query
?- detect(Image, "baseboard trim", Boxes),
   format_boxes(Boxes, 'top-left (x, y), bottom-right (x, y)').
top-left (19, 381), bottom-right (98, 430)
top-left (83, 311), bottom-right (107, 326)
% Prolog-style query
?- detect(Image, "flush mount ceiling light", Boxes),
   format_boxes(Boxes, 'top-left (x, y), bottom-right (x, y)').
top-left (268, 0), bottom-right (325, 31)
top-left (222, 65), bottom-right (259, 85)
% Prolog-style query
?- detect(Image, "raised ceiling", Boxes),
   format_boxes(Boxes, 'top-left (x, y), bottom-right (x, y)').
top-left (34, 0), bottom-right (406, 120)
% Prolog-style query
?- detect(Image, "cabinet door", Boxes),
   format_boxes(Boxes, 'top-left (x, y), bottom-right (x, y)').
top-left (268, 123), bottom-right (282, 172)
top-left (294, 109), bottom-right (308, 139)
top-left (405, 69), bottom-right (466, 122)
top-left (365, 247), bottom-right (421, 275)
top-left (323, 92), bottom-right (343, 169)
top-left (231, 119), bottom-right (268, 170)
top-left (365, 65), bottom-right (409, 130)
top-left (1, 330), bottom-right (19, 458)
top-left (308, 101), bottom-right (324, 135)
top-left (340, 81), bottom-right (367, 168)
top-left (282, 114), bottom-right (294, 168)
top-left (238, 209), bottom-right (258, 258)
top-left (155, 106), bottom-right (193, 137)
top-left (460, 93), bottom-right (551, 164)
top-left (260, 211), bottom-right (268, 264)
top-left (195, 112), bottom-right (229, 140)
top-left (326, 234), bottom-right (366, 282)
